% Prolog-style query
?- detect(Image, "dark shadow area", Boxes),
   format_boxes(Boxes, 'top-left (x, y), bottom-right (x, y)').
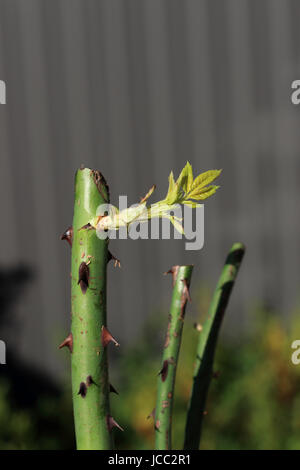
top-left (0, 265), bottom-right (75, 449)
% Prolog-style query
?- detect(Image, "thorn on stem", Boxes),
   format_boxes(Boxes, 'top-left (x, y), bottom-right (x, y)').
top-left (101, 325), bottom-right (120, 348)
top-left (60, 226), bottom-right (73, 247)
top-left (109, 383), bottom-right (119, 395)
top-left (78, 262), bottom-right (89, 294)
top-left (108, 251), bottom-right (121, 268)
top-left (78, 382), bottom-right (87, 398)
top-left (106, 415), bottom-right (124, 432)
top-left (158, 359), bottom-right (169, 382)
top-left (58, 333), bottom-right (73, 353)
top-left (86, 375), bottom-right (97, 387)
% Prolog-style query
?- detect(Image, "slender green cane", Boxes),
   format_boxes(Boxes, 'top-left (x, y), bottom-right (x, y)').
top-left (184, 242), bottom-right (245, 450)
top-left (67, 167), bottom-right (113, 450)
top-left (155, 265), bottom-right (193, 450)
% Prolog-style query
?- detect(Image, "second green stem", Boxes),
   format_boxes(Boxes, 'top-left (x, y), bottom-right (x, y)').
top-left (155, 265), bottom-right (193, 450)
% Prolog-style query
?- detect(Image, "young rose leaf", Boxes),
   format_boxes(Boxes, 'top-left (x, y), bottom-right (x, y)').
top-left (140, 185), bottom-right (156, 204)
top-left (165, 171), bottom-right (179, 204)
top-left (176, 163), bottom-right (189, 193)
top-left (190, 169), bottom-right (222, 192)
top-left (186, 161), bottom-right (194, 192)
top-left (188, 185), bottom-right (220, 200)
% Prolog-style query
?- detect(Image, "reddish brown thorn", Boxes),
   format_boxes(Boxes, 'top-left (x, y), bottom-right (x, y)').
top-left (60, 226), bottom-right (73, 247)
top-left (78, 262), bottom-right (89, 294)
top-left (164, 316), bottom-right (171, 349)
top-left (78, 382), bottom-right (87, 398)
top-left (108, 251), bottom-right (121, 268)
top-left (101, 325), bottom-right (120, 348)
top-left (109, 383), bottom-right (119, 395)
top-left (147, 408), bottom-right (156, 420)
top-left (155, 419), bottom-right (160, 431)
top-left (58, 333), bottom-right (73, 353)
top-left (158, 359), bottom-right (169, 382)
top-left (106, 415), bottom-right (124, 432)
top-left (164, 266), bottom-right (179, 287)
top-left (86, 375), bottom-right (97, 387)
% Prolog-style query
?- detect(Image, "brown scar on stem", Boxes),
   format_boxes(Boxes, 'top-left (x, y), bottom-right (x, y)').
top-left (91, 170), bottom-right (109, 202)
top-left (158, 359), bottom-right (169, 382)
top-left (60, 226), bottom-right (73, 247)
top-left (78, 223), bottom-right (95, 231)
top-left (180, 278), bottom-right (192, 319)
top-left (108, 251), bottom-right (121, 268)
top-left (58, 333), bottom-right (73, 353)
top-left (109, 383), bottom-right (119, 395)
top-left (101, 325), bottom-right (120, 348)
top-left (78, 382), bottom-right (87, 398)
top-left (155, 419), bottom-right (160, 431)
top-left (106, 415), bottom-right (124, 432)
top-left (78, 262), bottom-right (89, 294)
top-left (163, 265), bottom-right (179, 287)
top-left (162, 400), bottom-right (169, 409)
top-left (164, 314), bottom-right (172, 348)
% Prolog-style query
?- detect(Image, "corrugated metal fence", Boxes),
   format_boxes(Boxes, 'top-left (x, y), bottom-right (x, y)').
top-left (0, 0), bottom-right (299, 379)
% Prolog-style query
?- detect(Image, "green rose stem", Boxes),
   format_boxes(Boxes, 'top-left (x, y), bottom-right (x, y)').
top-left (60, 167), bottom-right (121, 450)
top-left (154, 265), bottom-right (193, 450)
top-left (184, 242), bottom-right (245, 450)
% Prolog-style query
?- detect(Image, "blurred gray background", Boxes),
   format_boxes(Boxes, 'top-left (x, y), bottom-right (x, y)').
top-left (0, 0), bottom-right (299, 380)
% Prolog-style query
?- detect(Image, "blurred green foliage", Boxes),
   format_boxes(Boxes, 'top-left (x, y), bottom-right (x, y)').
top-left (1, 296), bottom-right (300, 449)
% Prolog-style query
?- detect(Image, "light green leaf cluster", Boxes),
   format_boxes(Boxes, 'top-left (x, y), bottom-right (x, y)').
top-left (163, 162), bottom-right (221, 207)
top-left (90, 162), bottom-right (221, 234)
